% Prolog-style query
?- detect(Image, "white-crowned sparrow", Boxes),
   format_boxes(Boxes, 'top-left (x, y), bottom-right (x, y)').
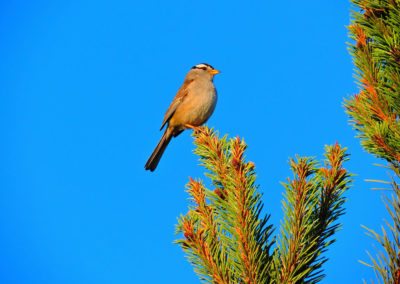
top-left (145, 63), bottom-right (220, 171)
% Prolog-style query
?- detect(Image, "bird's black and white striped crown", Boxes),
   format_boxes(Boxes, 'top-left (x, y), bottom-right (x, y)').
top-left (192, 63), bottom-right (215, 70)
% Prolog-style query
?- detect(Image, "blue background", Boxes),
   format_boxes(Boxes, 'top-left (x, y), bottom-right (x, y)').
top-left (0, 1), bottom-right (391, 283)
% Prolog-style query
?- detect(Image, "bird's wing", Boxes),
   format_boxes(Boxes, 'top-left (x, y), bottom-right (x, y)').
top-left (160, 79), bottom-right (194, 130)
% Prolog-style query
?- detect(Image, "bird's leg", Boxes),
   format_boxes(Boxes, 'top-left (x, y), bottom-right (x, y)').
top-left (184, 124), bottom-right (201, 132)
top-left (184, 124), bottom-right (196, 130)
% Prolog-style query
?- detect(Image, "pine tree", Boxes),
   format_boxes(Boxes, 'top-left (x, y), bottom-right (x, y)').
top-left (346, 0), bottom-right (400, 283)
top-left (176, 127), bottom-right (352, 283)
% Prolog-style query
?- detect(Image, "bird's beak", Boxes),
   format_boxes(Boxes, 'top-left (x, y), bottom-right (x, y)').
top-left (209, 69), bottom-right (220, 75)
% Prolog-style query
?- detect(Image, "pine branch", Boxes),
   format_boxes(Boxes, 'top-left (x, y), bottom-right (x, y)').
top-left (360, 178), bottom-right (400, 284)
top-left (176, 179), bottom-right (229, 284)
top-left (346, 0), bottom-right (400, 171)
top-left (273, 144), bottom-right (351, 284)
top-left (176, 127), bottom-right (273, 284)
top-left (346, 1), bottom-right (400, 283)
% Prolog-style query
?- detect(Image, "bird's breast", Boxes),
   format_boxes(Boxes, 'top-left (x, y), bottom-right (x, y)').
top-left (171, 81), bottom-right (217, 127)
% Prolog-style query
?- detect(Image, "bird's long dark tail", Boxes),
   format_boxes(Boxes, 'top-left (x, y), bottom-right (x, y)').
top-left (145, 128), bottom-right (172, 171)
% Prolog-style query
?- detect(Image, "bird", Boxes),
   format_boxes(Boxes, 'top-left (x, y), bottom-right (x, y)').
top-left (145, 63), bottom-right (220, 171)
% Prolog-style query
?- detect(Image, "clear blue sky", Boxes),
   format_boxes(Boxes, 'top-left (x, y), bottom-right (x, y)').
top-left (0, 1), bottom-right (392, 283)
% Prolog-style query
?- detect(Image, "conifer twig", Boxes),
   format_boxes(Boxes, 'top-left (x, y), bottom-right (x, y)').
top-left (176, 127), bottom-right (273, 283)
top-left (274, 144), bottom-right (351, 284)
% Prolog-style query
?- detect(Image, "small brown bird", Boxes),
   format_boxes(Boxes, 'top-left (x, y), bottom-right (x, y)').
top-left (145, 63), bottom-right (220, 171)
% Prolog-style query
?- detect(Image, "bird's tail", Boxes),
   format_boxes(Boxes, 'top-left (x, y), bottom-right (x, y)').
top-left (145, 128), bottom-right (172, 171)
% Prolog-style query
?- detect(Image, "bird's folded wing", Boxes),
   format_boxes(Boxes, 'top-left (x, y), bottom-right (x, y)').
top-left (159, 79), bottom-right (194, 130)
